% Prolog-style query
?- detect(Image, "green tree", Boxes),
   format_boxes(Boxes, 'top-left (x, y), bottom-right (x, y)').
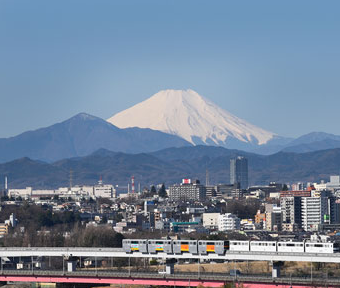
top-left (150, 185), bottom-right (157, 195)
top-left (158, 184), bottom-right (167, 198)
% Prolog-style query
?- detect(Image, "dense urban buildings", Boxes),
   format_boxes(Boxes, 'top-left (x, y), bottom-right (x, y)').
top-left (2, 174), bottom-right (340, 241)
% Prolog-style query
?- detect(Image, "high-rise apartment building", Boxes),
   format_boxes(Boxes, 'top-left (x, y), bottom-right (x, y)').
top-left (169, 179), bottom-right (206, 202)
top-left (230, 156), bottom-right (248, 190)
top-left (280, 196), bottom-right (302, 227)
top-left (301, 197), bottom-right (328, 231)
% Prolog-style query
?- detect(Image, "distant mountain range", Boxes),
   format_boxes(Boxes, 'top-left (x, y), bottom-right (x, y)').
top-left (281, 132), bottom-right (340, 153)
top-left (250, 132), bottom-right (340, 155)
top-left (0, 113), bottom-right (191, 163)
top-left (1, 89), bottom-right (340, 164)
top-left (1, 146), bottom-right (340, 189)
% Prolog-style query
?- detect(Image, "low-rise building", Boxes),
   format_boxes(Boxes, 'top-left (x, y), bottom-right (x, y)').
top-left (202, 213), bottom-right (220, 230)
top-left (218, 213), bottom-right (240, 231)
top-left (0, 223), bottom-right (8, 237)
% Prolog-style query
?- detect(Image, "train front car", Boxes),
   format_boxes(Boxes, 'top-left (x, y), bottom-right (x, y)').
top-left (277, 241), bottom-right (304, 253)
top-left (147, 239), bottom-right (173, 254)
top-left (250, 241), bottom-right (277, 252)
top-left (173, 240), bottom-right (198, 254)
top-left (305, 241), bottom-right (338, 254)
top-left (198, 240), bottom-right (229, 255)
top-left (229, 240), bottom-right (250, 252)
top-left (123, 239), bottom-right (148, 253)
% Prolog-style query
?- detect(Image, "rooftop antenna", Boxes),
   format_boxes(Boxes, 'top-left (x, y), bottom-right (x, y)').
top-left (98, 175), bottom-right (103, 185)
top-left (206, 169), bottom-right (209, 186)
top-left (5, 176), bottom-right (8, 191)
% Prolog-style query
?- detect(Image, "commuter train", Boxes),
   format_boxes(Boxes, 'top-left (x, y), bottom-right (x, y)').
top-left (123, 239), bottom-right (340, 255)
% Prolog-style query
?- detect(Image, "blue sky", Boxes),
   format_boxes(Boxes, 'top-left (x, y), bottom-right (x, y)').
top-left (0, 0), bottom-right (339, 138)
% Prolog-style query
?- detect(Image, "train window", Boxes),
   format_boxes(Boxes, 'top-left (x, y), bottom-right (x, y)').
top-left (315, 244), bottom-right (323, 247)
top-left (143, 241), bottom-right (146, 244)
top-left (207, 242), bottom-right (214, 245)
top-left (132, 241), bottom-right (138, 244)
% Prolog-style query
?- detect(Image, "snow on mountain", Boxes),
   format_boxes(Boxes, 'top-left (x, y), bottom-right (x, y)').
top-left (107, 89), bottom-right (276, 146)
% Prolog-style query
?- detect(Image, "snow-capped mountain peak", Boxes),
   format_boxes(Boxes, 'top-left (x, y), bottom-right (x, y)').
top-left (107, 89), bottom-right (276, 146)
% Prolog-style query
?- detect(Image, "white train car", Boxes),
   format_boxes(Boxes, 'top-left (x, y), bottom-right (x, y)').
top-left (229, 240), bottom-right (250, 252)
top-left (305, 242), bottom-right (339, 254)
top-left (250, 241), bottom-right (277, 252)
top-left (277, 241), bottom-right (304, 253)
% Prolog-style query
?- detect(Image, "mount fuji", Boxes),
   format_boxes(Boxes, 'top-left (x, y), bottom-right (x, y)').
top-left (108, 89), bottom-right (279, 149)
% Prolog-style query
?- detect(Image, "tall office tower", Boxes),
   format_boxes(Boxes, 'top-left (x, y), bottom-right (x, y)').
top-left (230, 156), bottom-right (248, 190)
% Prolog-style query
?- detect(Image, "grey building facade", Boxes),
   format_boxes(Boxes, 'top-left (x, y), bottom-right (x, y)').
top-left (230, 156), bottom-right (248, 190)
top-left (169, 180), bottom-right (206, 202)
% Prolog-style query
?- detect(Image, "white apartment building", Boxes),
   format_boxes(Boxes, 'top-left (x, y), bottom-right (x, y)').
top-left (94, 184), bottom-right (116, 199)
top-left (202, 213), bottom-right (220, 230)
top-left (218, 213), bottom-right (240, 231)
top-left (301, 197), bottom-right (328, 231)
